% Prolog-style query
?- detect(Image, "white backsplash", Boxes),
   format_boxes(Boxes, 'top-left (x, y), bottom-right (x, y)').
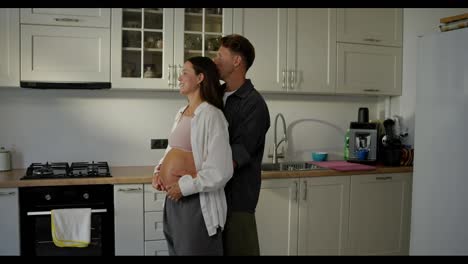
top-left (0, 88), bottom-right (378, 168)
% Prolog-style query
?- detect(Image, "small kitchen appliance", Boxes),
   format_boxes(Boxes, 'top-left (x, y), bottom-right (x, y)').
top-left (0, 147), bottom-right (12, 171)
top-left (347, 122), bottom-right (378, 164)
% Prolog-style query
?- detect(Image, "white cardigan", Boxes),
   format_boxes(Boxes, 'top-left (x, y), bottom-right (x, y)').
top-left (155, 102), bottom-right (233, 236)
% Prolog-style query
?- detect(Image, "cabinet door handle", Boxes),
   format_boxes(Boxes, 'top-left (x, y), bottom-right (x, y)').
top-left (293, 181), bottom-right (298, 202)
top-left (282, 70), bottom-right (286, 89)
top-left (289, 70), bottom-right (295, 90)
top-left (117, 187), bottom-right (143, 193)
top-left (302, 180), bottom-right (307, 201)
top-left (363, 38), bottom-right (381, 43)
top-left (0, 191), bottom-right (15, 196)
top-left (376, 176), bottom-right (392, 180)
top-left (55, 18), bottom-right (80, 23)
top-left (363, 89), bottom-right (380, 92)
top-left (176, 65), bottom-right (182, 87)
top-left (168, 65), bottom-right (173, 87)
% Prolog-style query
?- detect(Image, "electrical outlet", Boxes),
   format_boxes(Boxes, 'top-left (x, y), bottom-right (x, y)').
top-left (151, 139), bottom-right (168, 149)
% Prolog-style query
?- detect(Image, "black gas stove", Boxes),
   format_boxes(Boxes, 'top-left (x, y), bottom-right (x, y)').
top-left (21, 161), bottom-right (111, 180)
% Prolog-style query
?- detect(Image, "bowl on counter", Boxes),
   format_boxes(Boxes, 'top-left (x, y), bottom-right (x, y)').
top-left (312, 152), bottom-right (328, 162)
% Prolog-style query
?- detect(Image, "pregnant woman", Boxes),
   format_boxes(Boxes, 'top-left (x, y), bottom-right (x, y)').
top-left (152, 56), bottom-right (233, 255)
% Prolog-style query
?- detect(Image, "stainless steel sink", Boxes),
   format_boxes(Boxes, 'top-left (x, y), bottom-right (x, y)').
top-left (261, 161), bottom-right (324, 171)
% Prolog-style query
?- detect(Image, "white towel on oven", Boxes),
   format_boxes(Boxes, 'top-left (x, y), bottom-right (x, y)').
top-left (51, 208), bottom-right (91, 248)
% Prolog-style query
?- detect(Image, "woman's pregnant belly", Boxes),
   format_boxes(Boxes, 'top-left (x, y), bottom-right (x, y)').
top-left (159, 148), bottom-right (196, 187)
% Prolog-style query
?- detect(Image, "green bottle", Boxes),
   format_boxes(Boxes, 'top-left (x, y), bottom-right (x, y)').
top-left (344, 129), bottom-right (350, 160)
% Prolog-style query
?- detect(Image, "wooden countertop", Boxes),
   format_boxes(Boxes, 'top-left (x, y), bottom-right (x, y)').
top-left (0, 165), bottom-right (413, 188)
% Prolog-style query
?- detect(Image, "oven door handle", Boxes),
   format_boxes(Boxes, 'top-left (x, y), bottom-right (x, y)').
top-left (27, 209), bottom-right (107, 216)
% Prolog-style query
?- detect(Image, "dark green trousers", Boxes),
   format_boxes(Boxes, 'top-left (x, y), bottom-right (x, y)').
top-left (223, 211), bottom-right (260, 256)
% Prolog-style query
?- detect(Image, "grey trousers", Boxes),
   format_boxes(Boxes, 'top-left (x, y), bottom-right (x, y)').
top-left (163, 193), bottom-right (223, 256)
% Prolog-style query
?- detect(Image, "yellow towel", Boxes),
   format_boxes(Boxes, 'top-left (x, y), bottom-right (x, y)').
top-left (51, 208), bottom-right (91, 248)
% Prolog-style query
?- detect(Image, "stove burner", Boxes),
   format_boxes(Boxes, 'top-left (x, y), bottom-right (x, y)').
top-left (70, 162), bottom-right (111, 177)
top-left (33, 167), bottom-right (53, 176)
top-left (22, 161), bottom-right (111, 180)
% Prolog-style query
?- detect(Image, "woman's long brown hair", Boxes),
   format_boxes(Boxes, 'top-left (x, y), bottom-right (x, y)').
top-left (187, 56), bottom-right (223, 110)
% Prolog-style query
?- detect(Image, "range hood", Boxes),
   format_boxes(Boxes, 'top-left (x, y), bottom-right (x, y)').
top-left (20, 81), bottom-right (111, 90)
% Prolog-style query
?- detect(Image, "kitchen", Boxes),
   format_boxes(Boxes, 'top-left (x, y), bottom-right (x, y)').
top-left (0, 8), bottom-right (467, 255)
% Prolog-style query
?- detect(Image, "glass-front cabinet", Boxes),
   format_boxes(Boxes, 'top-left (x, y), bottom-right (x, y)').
top-left (111, 8), bottom-right (232, 90)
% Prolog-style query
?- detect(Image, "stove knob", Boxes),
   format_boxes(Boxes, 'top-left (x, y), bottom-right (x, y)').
top-left (45, 194), bottom-right (52, 201)
top-left (83, 193), bottom-right (89, 200)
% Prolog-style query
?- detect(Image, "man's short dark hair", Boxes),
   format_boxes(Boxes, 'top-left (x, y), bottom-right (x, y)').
top-left (220, 34), bottom-right (255, 71)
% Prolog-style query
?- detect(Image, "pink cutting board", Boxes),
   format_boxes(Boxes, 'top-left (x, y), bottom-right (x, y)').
top-left (308, 161), bottom-right (376, 171)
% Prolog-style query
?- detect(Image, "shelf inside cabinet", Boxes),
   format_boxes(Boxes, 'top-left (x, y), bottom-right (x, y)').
top-left (144, 9), bottom-right (163, 15)
top-left (123, 8), bottom-right (142, 13)
top-left (123, 47), bottom-right (142, 51)
top-left (144, 48), bottom-right (163, 52)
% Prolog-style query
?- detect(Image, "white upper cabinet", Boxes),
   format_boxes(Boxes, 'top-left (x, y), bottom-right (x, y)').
top-left (111, 8), bottom-right (233, 90)
top-left (336, 8), bottom-right (403, 96)
top-left (287, 9), bottom-right (336, 94)
top-left (337, 8), bottom-right (402, 47)
top-left (19, 8), bottom-right (111, 85)
top-left (233, 8), bottom-right (286, 93)
top-left (336, 43), bottom-right (402, 96)
top-left (20, 25), bottom-right (111, 83)
top-left (0, 8), bottom-right (19, 87)
top-left (234, 8), bottom-right (335, 94)
top-left (20, 8), bottom-right (110, 28)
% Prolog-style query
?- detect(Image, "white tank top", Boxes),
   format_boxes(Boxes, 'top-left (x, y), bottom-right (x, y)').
top-left (168, 115), bottom-right (192, 151)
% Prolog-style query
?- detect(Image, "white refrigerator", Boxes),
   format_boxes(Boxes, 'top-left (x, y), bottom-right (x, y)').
top-left (410, 28), bottom-right (468, 255)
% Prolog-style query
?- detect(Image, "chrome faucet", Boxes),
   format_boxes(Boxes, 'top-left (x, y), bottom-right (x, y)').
top-left (271, 113), bottom-right (287, 164)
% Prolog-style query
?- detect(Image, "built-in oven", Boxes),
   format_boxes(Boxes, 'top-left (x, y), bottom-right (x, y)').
top-left (19, 184), bottom-right (114, 256)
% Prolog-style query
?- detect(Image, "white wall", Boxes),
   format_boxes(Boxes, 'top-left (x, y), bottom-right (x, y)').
top-left (396, 8), bottom-right (468, 146)
top-left (0, 88), bottom-right (377, 168)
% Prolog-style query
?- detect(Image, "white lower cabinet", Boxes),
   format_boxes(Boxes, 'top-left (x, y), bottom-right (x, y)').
top-left (0, 188), bottom-right (20, 255)
top-left (256, 173), bottom-right (412, 255)
top-left (114, 184), bottom-right (144, 255)
top-left (256, 176), bottom-right (349, 255)
top-left (347, 173), bottom-right (412, 255)
top-left (143, 184), bottom-right (168, 256)
top-left (114, 184), bottom-right (168, 256)
top-left (114, 183), bottom-right (168, 256)
top-left (297, 176), bottom-right (350, 255)
top-left (256, 178), bottom-right (299, 255)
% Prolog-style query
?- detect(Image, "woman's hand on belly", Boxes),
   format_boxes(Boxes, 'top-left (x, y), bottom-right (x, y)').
top-left (152, 172), bottom-right (166, 191)
top-left (166, 182), bottom-right (182, 201)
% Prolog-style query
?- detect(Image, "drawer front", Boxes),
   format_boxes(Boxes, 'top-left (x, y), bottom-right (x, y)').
top-left (144, 184), bottom-right (166, 212)
top-left (144, 211), bottom-right (165, 241)
top-left (20, 8), bottom-right (110, 28)
top-left (145, 240), bottom-right (169, 256)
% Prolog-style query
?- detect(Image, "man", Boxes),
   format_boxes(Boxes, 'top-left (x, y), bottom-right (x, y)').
top-left (213, 34), bottom-right (270, 256)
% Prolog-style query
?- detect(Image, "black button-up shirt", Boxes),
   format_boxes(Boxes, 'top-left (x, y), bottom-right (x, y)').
top-left (222, 79), bottom-right (270, 213)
